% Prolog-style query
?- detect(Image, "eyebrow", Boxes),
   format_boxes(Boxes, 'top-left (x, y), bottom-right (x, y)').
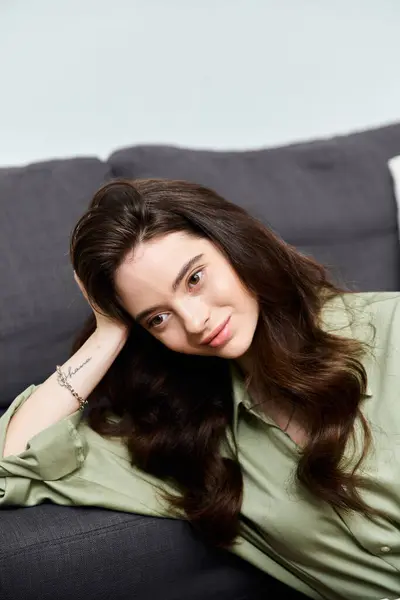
top-left (134, 253), bottom-right (204, 323)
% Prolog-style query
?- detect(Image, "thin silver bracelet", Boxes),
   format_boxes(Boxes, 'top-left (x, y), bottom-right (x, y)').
top-left (56, 366), bottom-right (88, 412)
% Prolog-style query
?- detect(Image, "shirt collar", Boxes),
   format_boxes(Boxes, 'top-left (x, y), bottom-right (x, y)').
top-left (230, 294), bottom-right (373, 436)
top-left (230, 361), bottom-right (250, 436)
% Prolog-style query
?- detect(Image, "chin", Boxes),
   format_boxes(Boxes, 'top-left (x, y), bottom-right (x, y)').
top-left (215, 334), bottom-right (254, 359)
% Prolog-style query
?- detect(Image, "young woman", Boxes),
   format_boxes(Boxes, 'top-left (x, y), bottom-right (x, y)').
top-left (1, 179), bottom-right (399, 600)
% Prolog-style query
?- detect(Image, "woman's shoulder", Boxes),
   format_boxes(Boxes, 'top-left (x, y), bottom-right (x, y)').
top-left (319, 291), bottom-right (400, 351)
top-left (341, 291), bottom-right (400, 331)
top-left (323, 290), bottom-right (400, 325)
top-left (342, 290), bottom-right (400, 309)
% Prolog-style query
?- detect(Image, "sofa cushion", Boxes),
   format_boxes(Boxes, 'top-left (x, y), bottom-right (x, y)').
top-left (109, 123), bottom-right (400, 295)
top-left (388, 154), bottom-right (400, 239)
top-left (0, 504), bottom-right (303, 600)
top-left (0, 158), bottom-right (112, 409)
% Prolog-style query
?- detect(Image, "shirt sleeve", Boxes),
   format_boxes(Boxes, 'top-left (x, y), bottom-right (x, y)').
top-left (0, 384), bottom-right (87, 506)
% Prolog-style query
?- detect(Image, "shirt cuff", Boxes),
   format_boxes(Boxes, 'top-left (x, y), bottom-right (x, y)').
top-left (0, 384), bottom-right (87, 481)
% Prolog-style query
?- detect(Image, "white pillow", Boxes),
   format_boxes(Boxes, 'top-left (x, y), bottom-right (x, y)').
top-left (388, 155), bottom-right (400, 239)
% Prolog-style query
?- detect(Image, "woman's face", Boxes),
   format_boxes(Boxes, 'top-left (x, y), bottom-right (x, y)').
top-left (114, 231), bottom-right (259, 360)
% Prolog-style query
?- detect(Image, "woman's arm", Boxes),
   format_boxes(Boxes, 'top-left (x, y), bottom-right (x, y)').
top-left (2, 329), bottom-right (126, 458)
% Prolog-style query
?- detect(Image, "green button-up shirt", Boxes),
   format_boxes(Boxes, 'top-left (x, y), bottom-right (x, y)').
top-left (1, 292), bottom-right (400, 599)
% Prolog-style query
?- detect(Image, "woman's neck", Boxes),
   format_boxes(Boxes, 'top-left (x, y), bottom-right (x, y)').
top-left (235, 350), bottom-right (253, 380)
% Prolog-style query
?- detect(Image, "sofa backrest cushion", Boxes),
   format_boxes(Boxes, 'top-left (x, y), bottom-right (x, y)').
top-left (1, 158), bottom-right (111, 408)
top-left (109, 123), bottom-right (400, 295)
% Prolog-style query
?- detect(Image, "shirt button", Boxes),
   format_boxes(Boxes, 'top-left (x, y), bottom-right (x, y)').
top-left (380, 545), bottom-right (391, 553)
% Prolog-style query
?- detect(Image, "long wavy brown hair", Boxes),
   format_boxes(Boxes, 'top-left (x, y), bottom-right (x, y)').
top-left (70, 178), bottom-right (374, 549)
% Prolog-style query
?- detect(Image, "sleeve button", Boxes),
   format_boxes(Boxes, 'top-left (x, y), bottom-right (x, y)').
top-left (380, 546), bottom-right (391, 553)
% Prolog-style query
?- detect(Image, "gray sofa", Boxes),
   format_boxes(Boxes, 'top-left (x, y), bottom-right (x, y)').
top-left (1, 123), bottom-right (400, 600)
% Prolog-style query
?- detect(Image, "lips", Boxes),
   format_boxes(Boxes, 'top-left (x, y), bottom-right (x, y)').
top-left (201, 316), bottom-right (231, 345)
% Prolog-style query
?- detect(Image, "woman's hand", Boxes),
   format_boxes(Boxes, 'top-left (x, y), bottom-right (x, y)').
top-left (74, 271), bottom-right (130, 343)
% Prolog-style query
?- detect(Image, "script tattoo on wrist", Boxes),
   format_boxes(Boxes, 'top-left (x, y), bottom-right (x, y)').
top-left (65, 358), bottom-right (92, 379)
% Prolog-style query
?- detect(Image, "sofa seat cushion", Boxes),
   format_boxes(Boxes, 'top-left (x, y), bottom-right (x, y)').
top-left (0, 504), bottom-right (300, 600)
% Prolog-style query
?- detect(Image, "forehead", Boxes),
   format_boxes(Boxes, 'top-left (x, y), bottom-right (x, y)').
top-left (115, 231), bottom-right (215, 305)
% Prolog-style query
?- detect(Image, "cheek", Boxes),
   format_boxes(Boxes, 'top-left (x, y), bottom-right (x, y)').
top-left (211, 272), bottom-right (240, 301)
top-left (218, 275), bottom-right (253, 309)
top-left (153, 327), bottom-right (187, 351)
top-left (154, 327), bottom-right (209, 356)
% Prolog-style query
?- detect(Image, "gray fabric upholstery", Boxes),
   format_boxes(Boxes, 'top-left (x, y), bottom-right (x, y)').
top-left (0, 504), bottom-right (301, 600)
top-left (109, 123), bottom-right (400, 294)
top-left (0, 158), bottom-right (111, 409)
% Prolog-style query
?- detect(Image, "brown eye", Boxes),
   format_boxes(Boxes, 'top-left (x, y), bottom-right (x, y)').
top-left (188, 269), bottom-right (203, 289)
top-left (148, 314), bottom-right (167, 329)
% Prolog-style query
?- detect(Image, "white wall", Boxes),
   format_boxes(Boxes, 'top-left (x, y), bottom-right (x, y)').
top-left (1, 0), bottom-right (399, 167)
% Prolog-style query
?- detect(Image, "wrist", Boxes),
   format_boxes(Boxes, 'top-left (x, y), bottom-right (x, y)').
top-left (92, 326), bottom-right (128, 349)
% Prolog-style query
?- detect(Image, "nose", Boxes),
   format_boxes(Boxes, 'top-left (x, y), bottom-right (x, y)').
top-left (177, 298), bottom-right (210, 335)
